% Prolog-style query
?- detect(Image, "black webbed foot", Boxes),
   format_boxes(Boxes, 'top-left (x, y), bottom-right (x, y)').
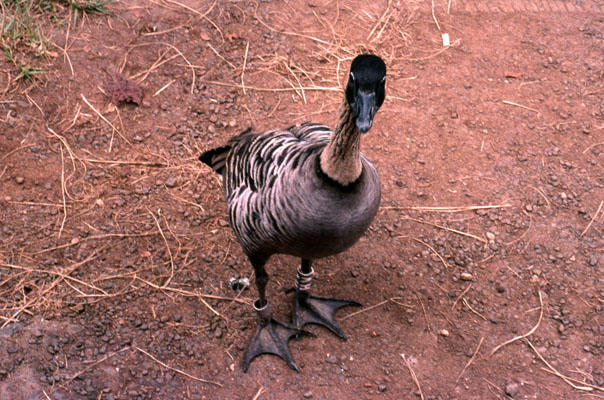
top-left (243, 301), bottom-right (310, 372)
top-left (289, 289), bottom-right (361, 339)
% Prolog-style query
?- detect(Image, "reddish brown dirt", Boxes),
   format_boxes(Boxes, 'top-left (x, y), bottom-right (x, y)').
top-left (1, 1), bottom-right (603, 399)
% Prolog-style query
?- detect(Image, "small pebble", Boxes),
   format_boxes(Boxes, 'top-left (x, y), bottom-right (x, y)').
top-left (460, 272), bottom-right (473, 281)
top-left (505, 381), bottom-right (520, 397)
top-left (15, 176), bottom-right (25, 184)
top-left (439, 329), bottom-right (449, 337)
top-left (214, 327), bottom-right (223, 339)
top-left (326, 355), bottom-right (338, 364)
top-left (377, 384), bottom-right (387, 392)
top-left (486, 232), bottom-right (495, 241)
top-left (303, 391), bottom-right (313, 398)
top-left (165, 177), bottom-right (177, 188)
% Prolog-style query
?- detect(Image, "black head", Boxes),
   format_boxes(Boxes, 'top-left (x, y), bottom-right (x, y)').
top-left (345, 54), bottom-right (387, 133)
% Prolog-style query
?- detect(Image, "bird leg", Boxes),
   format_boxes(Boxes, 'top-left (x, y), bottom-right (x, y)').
top-left (243, 258), bottom-right (302, 372)
top-left (288, 259), bottom-right (361, 340)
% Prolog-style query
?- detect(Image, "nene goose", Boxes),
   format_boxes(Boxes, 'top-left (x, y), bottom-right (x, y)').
top-left (200, 54), bottom-right (386, 372)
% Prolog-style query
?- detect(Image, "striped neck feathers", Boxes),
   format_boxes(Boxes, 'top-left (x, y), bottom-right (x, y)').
top-left (320, 100), bottom-right (362, 186)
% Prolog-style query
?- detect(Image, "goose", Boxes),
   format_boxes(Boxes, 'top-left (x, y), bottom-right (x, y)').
top-left (200, 54), bottom-right (386, 372)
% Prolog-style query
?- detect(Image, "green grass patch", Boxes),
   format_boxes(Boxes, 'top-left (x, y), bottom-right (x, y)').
top-left (1, 0), bottom-right (114, 85)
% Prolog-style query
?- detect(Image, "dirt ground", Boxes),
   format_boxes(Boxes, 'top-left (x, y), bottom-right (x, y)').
top-left (1, 0), bottom-right (604, 399)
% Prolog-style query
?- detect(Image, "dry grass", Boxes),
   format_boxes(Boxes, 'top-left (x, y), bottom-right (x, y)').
top-left (0, 5), bottom-right (472, 393)
top-left (489, 291), bottom-right (543, 357)
top-left (2, 2), bottom-right (598, 398)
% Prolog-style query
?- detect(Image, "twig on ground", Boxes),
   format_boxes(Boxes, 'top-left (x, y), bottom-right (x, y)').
top-left (283, 62), bottom-right (307, 103)
top-left (207, 43), bottom-right (236, 69)
top-left (33, 231), bottom-right (158, 254)
top-left (462, 298), bottom-right (488, 321)
top-left (166, 191), bottom-right (205, 212)
top-left (241, 41), bottom-right (249, 95)
top-left (59, 347), bottom-right (129, 388)
top-left (338, 297), bottom-right (414, 321)
top-left (199, 79), bottom-right (341, 93)
top-left (1, 250), bottom-right (103, 328)
top-left (147, 209), bottom-right (175, 288)
top-left (128, 42), bottom-right (196, 93)
top-left (46, 126), bottom-right (80, 197)
top-left (502, 100), bottom-right (539, 114)
top-left (489, 291), bottom-right (543, 356)
top-left (529, 185), bottom-right (551, 207)
top-left (1, 263), bottom-right (107, 296)
top-left (506, 265), bottom-right (523, 280)
top-left (397, 235), bottom-right (450, 269)
top-left (581, 200), bottom-right (603, 236)
top-left (483, 378), bottom-right (508, 397)
top-left (253, 3), bottom-right (330, 46)
top-left (136, 277), bottom-right (246, 320)
top-left (416, 293), bottom-right (431, 331)
top-left (401, 354), bottom-right (424, 400)
top-left (583, 141), bottom-right (604, 154)
top-left (252, 386), bottom-right (265, 400)
top-left (402, 217), bottom-right (487, 243)
top-left (131, 51), bottom-right (178, 82)
top-left (452, 284), bottom-right (472, 310)
top-left (154, 79), bottom-right (175, 96)
top-left (382, 204), bottom-right (512, 213)
top-left (456, 337), bottom-right (484, 384)
top-left (163, 0), bottom-right (222, 41)
top-left (526, 339), bottom-right (599, 392)
top-left (136, 347), bottom-right (222, 386)
top-left (55, 20), bottom-right (74, 76)
top-left (506, 210), bottom-right (532, 246)
top-left (83, 158), bottom-right (167, 167)
top-left (367, 0), bottom-right (392, 41)
top-left (0, 144), bottom-right (35, 163)
top-left (9, 201), bottom-right (70, 208)
top-left (431, 0), bottom-right (441, 31)
top-left (58, 146), bottom-right (67, 238)
top-left (80, 94), bottom-right (125, 143)
top-left (26, 93), bottom-right (44, 116)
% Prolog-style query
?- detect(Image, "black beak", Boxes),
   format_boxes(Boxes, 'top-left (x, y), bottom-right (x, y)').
top-left (354, 91), bottom-right (377, 133)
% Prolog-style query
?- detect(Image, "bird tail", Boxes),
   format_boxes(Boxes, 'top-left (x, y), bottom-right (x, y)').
top-left (199, 145), bottom-right (230, 175)
top-left (199, 127), bottom-right (253, 175)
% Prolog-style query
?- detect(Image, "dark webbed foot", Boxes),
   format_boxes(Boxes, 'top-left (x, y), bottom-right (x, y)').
top-left (243, 301), bottom-right (305, 372)
top-left (290, 290), bottom-right (361, 339)
top-left (287, 263), bottom-right (361, 339)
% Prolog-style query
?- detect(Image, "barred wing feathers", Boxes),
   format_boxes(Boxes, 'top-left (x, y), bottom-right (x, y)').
top-left (200, 123), bottom-right (333, 257)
